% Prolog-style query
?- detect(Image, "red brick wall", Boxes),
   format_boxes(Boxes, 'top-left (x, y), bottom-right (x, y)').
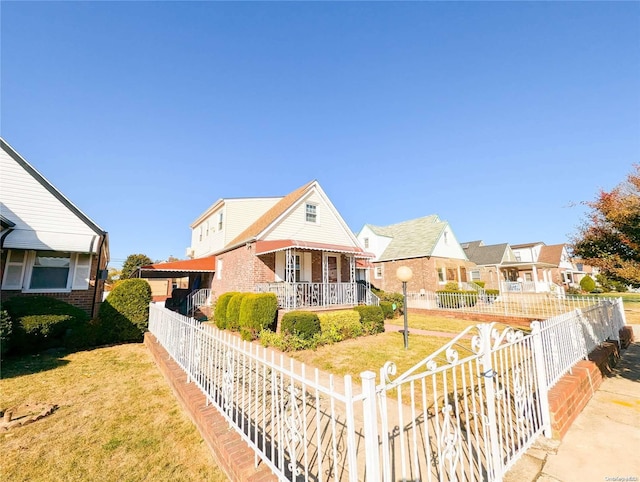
top-left (372, 257), bottom-right (476, 293)
top-left (210, 246), bottom-right (278, 301)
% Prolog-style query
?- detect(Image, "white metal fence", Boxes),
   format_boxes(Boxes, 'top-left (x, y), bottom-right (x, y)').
top-left (407, 291), bottom-right (604, 319)
top-left (538, 298), bottom-right (627, 388)
top-left (148, 296), bottom-right (627, 482)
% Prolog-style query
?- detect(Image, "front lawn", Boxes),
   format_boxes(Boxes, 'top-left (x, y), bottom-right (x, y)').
top-left (0, 344), bottom-right (227, 482)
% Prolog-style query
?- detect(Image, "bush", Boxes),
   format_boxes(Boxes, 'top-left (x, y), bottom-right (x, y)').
top-left (226, 293), bottom-right (248, 331)
top-left (436, 291), bottom-right (478, 309)
top-left (484, 290), bottom-right (500, 302)
top-left (379, 301), bottom-right (396, 319)
top-left (1, 310), bottom-right (12, 356)
top-left (580, 275), bottom-right (596, 293)
top-left (98, 278), bottom-right (151, 343)
top-left (443, 281), bottom-right (460, 291)
top-left (472, 281), bottom-right (486, 288)
top-left (213, 292), bottom-right (239, 330)
top-left (259, 329), bottom-right (321, 352)
top-left (318, 310), bottom-right (363, 342)
top-left (3, 296), bottom-right (91, 354)
top-left (353, 305), bottom-right (385, 335)
top-left (281, 311), bottom-right (321, 340)
top-left (238, 293), bottom-right (278, 340)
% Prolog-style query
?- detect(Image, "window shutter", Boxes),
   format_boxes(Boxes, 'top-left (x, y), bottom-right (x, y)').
top-left (72, 254), bottom-right (92, 290)
top-left (2, 250), bottom-right (26, 289)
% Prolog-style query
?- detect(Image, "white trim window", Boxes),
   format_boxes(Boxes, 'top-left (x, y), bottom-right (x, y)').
top-left (437, 267), bottom-right (446, 283)
top-left (217, 259), bottom-right (223, 280)
top-left (305, 203), bottom-right (317, 223)
top-left (218, 212), bottom-right (223, 231)
top-left (2, 250), bottom-right (92, 292)
top-left (470, 269), bottom-right (481, 281)
top-left (374, 265), bottom-right (382, 279)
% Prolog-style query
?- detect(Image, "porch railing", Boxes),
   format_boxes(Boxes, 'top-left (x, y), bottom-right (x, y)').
top-left (185, 288), bottom-right (211, 316)
top-left (256, 282), bottom-right (378, 310)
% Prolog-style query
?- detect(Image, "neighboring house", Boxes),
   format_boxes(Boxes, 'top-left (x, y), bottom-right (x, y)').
top-left (141, 180), bottom-right (376, 310)
top-left (461, 240), bottom-right (519, 290)
top-left (0, 138), bottom-right (109, 316)
top-left (507, 242), bottom-right (562, 293)
top-left (357, 215), bottom-right (475, 293)
top-left (538, 243), bottom-right (597, 288)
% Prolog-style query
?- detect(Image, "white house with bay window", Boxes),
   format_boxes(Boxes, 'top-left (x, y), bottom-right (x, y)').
top-left (0, 138), bottom-right (109, 316)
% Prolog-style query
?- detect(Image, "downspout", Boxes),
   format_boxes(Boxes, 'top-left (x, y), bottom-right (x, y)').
top-left (91, 234), bottom-right (107, 319)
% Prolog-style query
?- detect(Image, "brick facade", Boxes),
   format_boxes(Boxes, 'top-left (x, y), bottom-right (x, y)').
top-left (0, 251), bottom-right (107, 317)
top-left (372, 257), bottom-right (476, 293)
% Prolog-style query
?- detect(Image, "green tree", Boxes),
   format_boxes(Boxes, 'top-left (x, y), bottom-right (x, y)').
top-left (120, 254), bottom-right (153, 279)
top-left (571, 165), bottom-right (640, 287)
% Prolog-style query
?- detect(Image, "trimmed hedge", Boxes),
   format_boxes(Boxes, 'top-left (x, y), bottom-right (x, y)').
top-left (317, 310), bottom-right (362, 342)
top-left (281, 311), bottom-right (321, 340)
top-left (353, 305), bottom-right (385, 335)
top-left (3, 296), bottom-right (91, 354)
top-left (580, 275), bottom-right (596, 293)
top-left (214, 292), bottom-right (239, 330)
top-left (472, 281), bottom-right (486, 288)
top-left (379, 301), bottom-right (396, 319)
top-left (98, 278), bottom-right (151, 343)
top-left (238, 293), bottom-right (278, 340)
top-left (484, 290), bottom-right (500, 303)
top-left (226, 293), bottom-right (248, 331)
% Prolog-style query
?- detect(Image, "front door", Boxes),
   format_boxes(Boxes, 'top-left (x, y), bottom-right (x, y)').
top-left (327, 256), bottom-right (339, 283)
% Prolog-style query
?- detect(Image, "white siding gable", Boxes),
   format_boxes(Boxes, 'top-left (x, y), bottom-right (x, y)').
top-left (431, 225), bottom-right (468, 260)
top-left (357, 225), bottom-right (391, 261)
top-left (1, 145), bottom-right (101, 253)
top-left (263, 186), bottom-right (358, 247)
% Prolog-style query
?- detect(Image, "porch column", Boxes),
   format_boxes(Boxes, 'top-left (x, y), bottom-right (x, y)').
top-left (285, 248), bottom-right (295, 309)
top-left (457, 266), bottom-right (462, 287)
top-left (532, 265), bottom-right (539, 292)
top-left (349, 256), bottom-right (356, 305)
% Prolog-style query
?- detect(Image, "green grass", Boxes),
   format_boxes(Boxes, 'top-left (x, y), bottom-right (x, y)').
top-left (0, 344), bottom-right (227, 482)
top-left (387, 312), bottom-right (479, 333)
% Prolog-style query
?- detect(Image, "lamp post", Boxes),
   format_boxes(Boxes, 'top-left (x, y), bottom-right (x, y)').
top-left (396, 266), bottom-right (413, 349)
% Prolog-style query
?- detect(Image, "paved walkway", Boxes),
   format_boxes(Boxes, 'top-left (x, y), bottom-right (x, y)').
top-left (384, 320), bottom-right (469, 339)
top-left (506, 324), bottom-right (640, 482)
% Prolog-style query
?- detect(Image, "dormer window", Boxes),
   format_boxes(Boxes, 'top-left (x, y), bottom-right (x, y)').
top-left (305, 203), bottom-right (317, 223)
top-left (364, 237), bottom-right (369, 249)
top-left (218, 212), bottom-right (223, 231)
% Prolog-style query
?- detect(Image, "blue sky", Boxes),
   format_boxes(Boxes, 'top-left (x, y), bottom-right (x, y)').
top-left (2, 2), bottom-right (638, 268)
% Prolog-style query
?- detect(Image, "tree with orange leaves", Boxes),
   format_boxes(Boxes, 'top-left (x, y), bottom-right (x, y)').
top-left (571, 165), bottom-right (640, 287)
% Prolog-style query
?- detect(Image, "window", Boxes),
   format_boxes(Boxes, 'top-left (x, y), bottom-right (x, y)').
top-left (576, 263), bottom-right (584, 272)
top-left (218, 212), bottom-right (223, 231)
top-left (199, 226), bottom-right (203, 242)
top-left (447, 268), bottom-right (456, 281)
top-left (217, 259), bottom-right (223, 279)
top-left (363, 237), bottom-right (369, 249)
top-left (30, 252), bottom-right (71, 289)
top-left (2, 250), bottom-right (92, 292)
top-left (437, 268), bottom-right (445, 282)
top-left (374, 266), bottom-right (382, 279)
top-left (470, 270), bottom-right (481, 281)
top-left (515, 253), bottom-right (521, 262)
top-left (305, 203), bottom-right (317, 223)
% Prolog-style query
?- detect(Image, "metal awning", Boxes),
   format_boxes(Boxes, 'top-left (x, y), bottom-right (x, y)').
top-left (254, 239), bottom-right (374, 258)
top-left (3, 229), bottom-right (100, 253)
top-left (137, 256), bottom-right (216, 279)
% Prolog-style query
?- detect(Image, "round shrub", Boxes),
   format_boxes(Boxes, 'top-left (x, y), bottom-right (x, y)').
top-left (214, 292), bottom-right (239, 330)
top-left (3, 296), bottom-right (90, 354)
top-left (353, 305), bottom-right (385, 335)
top-left (226, 293), bottom-right (248, 331)
top-left (238, 293), bottom-right (279, 340)
top-left (281, 311), bottom-right (321, 340)
top-left (98, 278), bottom-right (151, 343)
top-left (580, 275), bottom-right (596, 293)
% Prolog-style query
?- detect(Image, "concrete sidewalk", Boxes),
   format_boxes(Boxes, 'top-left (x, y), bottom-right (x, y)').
top-left (507, 325), bottom-right (640, 482)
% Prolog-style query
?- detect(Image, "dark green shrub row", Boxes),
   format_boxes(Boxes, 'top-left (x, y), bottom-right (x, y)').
top-left (2, 296), bottom-right (91, 355)
top-left (281, 311), bottom-right (321, 340)
top-left (435, 291), bottom-right (478, 309)
top-left (354, 305), bottom-right (385, 335)
top-left (239, 293), bottom-right (279, 341)
top-left (379, 301), bottom-right (395, 319)
top-left (214, 292), bottom-right (239, 329)
top-left (214, 292), bottom-right (278, 341)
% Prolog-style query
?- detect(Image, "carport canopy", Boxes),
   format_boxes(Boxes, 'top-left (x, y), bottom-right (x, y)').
top-left (136, 256), bottom-right (216, 279)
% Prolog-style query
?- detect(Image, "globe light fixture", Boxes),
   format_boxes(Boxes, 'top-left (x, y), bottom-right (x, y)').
top-left (396, 266), bottom-right (413, 349)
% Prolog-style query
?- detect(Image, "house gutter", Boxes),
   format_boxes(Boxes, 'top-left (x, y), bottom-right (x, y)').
top-left (91, 233), bottom-right (108, 319)
top-left (0, 227), bottom-right (15, 252)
